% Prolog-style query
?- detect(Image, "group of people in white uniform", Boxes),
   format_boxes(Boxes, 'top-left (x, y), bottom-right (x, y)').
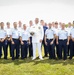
top-left (0, 18), bottom-right (74, 60)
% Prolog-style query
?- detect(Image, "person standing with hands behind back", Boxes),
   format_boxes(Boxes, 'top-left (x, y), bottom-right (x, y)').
top-left (56, 23), bottom-right (70, 60)
top-left (45, 23), bottom-right (56, 59)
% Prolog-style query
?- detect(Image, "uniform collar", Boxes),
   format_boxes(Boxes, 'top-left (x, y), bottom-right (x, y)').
top-left (7, 27), bottom-right (10, 29)
top-left (1, 28), bottom-right (4, 30)
top-left (49, 28), bottom-right (52, 30)
top-left (14, 28), bottom-right (17, 30)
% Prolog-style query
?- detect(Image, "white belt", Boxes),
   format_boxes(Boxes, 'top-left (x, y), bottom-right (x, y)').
top-left (59, 39), bottom-right (67, 40)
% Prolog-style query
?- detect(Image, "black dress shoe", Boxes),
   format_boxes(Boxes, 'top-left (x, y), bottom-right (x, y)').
top-left (53, 57), bottom-right (57, 60)
top-left (24, 57), bottom-right (27, 59)
top-left (12, 58), bottom-right (15, 60)
top-left (15, 57), bottom-right (19, 59)
top-left (43, 55), bottom-right (48, 58)
top-left (58, 58), bottom-right (62, 60)
top-left (49, 57), bottom-right (53, 59)
top-left (69, 57), bottom-right (72, 60)
top-left (10, 55), bottom-right (12, 57)
top-left (4, 57), bottom-right (7, 59)
top-left (21, 58), bottom-right (25, 60)
top-left (63, 58), bottom-right (67, 60)
top-left (29, 55), bottom-right (33, 57)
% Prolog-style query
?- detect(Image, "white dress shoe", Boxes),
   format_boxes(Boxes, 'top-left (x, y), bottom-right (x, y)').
top-left (32, 58), bottom-right (36, 60)
top-left (40, 58), bottom-right (44, 60)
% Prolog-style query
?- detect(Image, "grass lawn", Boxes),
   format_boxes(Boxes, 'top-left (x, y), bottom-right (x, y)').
top-left (0, 48), bottom-right (74, 75)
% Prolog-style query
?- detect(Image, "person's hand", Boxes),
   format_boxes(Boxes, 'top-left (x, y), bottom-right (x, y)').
top-left (72, 38), bottom-right (74, 42)
top-left (1, 39), bottom-right (5, 42)
top-left (21, 41), bottom-right (24, 45)
top-left (8, 38), bottom-right (11, 41)
top-left (12, 41), bottom-right (15, 44)
top-left (67, 42), bottom-right (69, 45)
top-left (45, 42), bottom-right (47, 45)
top-left (56, 41), bottom-right (59, 45)
top-left (50, 41), bottom-right (53, 45)
top-left (0, 39), bottom-right (1, 42)
top-left (40, 39), bottom-right (42, 43)
top-left (28, 41), bottom-right (30, 45)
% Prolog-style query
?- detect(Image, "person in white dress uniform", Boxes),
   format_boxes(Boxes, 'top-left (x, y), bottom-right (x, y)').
top-left (29, 18), bottom-right (44, 60)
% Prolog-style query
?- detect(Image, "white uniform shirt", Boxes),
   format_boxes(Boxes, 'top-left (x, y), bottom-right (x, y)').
top-left (0, 29), bottom-right (7, 38)
top-left (11, 28), bottom-right (20, 39)
top-left (70, 27), bottom-right (74, 38)
top-left (57, 29), bottom-right (69, 40)
top-left (45, 28), bottom-right (55, 39)
top-left (66, 26), bottom-right (73, 35)
top-left (5, 27), bottom-right (12, 37)
top-left (20, 29), bottom-right (30, 41)
top-left (18, 27), bottom-right (22, 32)
top-left (53, 28), bottom-right (60, 36)
top-left (58, 25), bottom-right (62, 30)
top-left (27, 26), bottom-right (32, 37)
top-left (29, 24), bottom-right (44, 43)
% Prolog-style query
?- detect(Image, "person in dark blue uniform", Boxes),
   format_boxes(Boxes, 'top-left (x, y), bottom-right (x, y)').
top-left (45, 23), bottom-right (56, 59)
top-left (54, 22), bottom-right (59, 58)
top-left (28, 20), bottom-right (33, 57)
top-left (69, 21), bottom-right (74, 59)
top-left (5, 22), bottom-right (12, 57)
top-left (20, 24), bottom-right (30, 59)
top-left (40, 20), bottom-right (48, 57)
top-left (0, 23), bottom-right (2, 57)
top-left (10, 22), bottom-right (20, 60)
top-left (0, 22), bottom-right (7, 59)
top-left (66, 22), bottom-right (73, 56)
top-left (18, 21), bottom-right (22, 57)
top-left (56, 23), bottom-right (70, 60)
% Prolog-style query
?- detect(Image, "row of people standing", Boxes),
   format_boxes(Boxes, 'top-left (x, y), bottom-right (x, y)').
top-left (0, 21), bottom-right (33, 60)
top-left (0, 19), bottom-right (74, 60)
top-left (44, 21), bottom-right (74, 60)
top-left (0, 18), bottom-right (44, 60)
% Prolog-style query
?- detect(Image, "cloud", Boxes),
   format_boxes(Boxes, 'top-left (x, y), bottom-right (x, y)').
top-left (0, 0), bottom-right (74, 6)
top-left (0, 0), bottom-right (74, 24)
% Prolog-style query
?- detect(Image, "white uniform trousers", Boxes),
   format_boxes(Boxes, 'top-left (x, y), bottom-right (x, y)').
top-left (32, 43), bottom-right (42, 59)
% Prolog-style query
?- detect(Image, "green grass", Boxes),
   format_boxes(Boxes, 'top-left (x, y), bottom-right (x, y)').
top-left (0, 48), bottom-right (74, 75)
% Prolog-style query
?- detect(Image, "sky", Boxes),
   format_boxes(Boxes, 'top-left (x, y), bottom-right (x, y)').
top-left (0, 0), bottom-right (74, 25)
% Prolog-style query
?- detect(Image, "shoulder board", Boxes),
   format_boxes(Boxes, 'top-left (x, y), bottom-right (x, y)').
top-left (4, 30), bottom-right (6, 32)
top-left (65, 30), bottom-right (67, 32)
top-left (51, 29), bottom-right (53, 31)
